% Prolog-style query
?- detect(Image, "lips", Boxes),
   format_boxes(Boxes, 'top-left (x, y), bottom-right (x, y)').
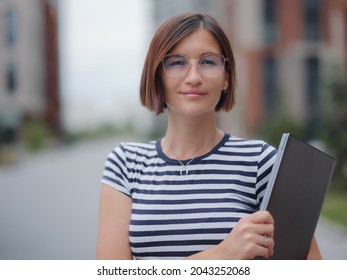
top-left (180, 90), bottom-right (206, 96)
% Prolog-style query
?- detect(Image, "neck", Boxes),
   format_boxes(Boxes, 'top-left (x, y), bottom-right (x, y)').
top-left (163, 113), bottom-right (222, 160)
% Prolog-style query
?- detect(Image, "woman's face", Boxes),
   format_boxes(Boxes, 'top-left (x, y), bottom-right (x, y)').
top-left (161, 28), bottom-right (228, 117)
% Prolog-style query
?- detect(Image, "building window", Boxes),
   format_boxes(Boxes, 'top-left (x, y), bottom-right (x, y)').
top-left (5, 62), bottom-right (17, 94)
top-left (4, 8), bottom-right (17, 46)
top-left (303, 0), bottom-right (321, 41)
top-left (305, 56), bottom-right (320, 138)
top-left (263, 0), bottom-right (278, 43)
top-left (263, 56), bottom-right (278, 118)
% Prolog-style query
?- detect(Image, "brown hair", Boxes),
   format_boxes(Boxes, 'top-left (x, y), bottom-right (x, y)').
top-left (140, 13), bottom-right (236, 115)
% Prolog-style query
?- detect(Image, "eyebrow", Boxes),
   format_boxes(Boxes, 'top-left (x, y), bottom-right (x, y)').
top-left (166, 52), bottom-right (221, 58)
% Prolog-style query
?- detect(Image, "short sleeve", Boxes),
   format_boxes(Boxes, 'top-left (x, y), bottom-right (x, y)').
top-left (255, 142), bottom-right (277, 204)
top-left (101, 143), bottom-right (131, 197)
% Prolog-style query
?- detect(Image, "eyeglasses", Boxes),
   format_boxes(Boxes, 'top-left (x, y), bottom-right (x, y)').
top-left (162, 53), bottom-right (228, 78)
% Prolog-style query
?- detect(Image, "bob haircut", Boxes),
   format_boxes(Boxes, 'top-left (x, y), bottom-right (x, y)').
top-left (140, 13), bottom-right (236, 115)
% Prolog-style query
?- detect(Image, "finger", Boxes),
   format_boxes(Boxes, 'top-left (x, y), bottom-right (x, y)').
top-left (256, 236), bottom-right (275, 258)
top-left (253, 223), bottom-right (275, 238)
top-left (259, 235), bottom-right (272, 247)
top-left (248, 211), bottom-right (275, 225)
top-left (253, 245), bottom-right (273, 259)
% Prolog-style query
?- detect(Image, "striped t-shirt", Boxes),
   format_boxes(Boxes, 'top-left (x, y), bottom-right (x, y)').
top-left (101, 133), bottom-right (277, 259)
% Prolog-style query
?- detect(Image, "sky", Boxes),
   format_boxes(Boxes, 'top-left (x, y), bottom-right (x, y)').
top-left (59, 0), bottom-right (154, 132)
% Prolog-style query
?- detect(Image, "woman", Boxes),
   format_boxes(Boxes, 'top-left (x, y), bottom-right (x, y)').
top-left (96, 13), bottom-right (322, 260)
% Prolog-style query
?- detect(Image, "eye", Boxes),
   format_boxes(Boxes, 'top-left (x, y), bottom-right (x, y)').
top-left (165, 55), bottom-right (188, 67)
top-left (169, 60), bottom-right (187, 66)
top-left (200, 55), bottom-right (219, 66)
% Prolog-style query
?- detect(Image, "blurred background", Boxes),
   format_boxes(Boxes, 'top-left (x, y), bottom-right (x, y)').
top-left (0, 0), bottom-right (346, 259)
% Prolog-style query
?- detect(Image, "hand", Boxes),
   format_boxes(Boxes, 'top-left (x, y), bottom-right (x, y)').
top-left (217, 211), bottom-right (275, 259)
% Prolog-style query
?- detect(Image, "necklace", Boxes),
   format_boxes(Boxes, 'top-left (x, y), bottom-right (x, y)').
top-left (166, 129), bottom-right (217, 176)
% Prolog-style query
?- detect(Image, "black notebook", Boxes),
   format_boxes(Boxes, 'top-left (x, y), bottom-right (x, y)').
top-left (259, 133), bottom-right (336, 259)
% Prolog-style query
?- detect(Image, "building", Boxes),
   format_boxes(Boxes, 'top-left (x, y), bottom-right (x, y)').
top-left (233, 0), bottom-right (347, 138)
top-left (0, 0), bottom-right (60, 152)
top-left (151, 0), bottom-right (347, 139)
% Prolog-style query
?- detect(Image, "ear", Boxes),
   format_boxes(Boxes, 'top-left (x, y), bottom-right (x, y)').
top-left (223, 73), bottom-right (228, 91)
top-left (223, 82), bottom-right (228, 91)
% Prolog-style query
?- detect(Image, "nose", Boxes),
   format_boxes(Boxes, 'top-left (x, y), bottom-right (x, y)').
top-left (184, 60), bottom-right (203, 85)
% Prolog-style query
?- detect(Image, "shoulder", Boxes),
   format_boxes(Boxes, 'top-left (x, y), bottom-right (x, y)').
top-left (225, 134), bottom-right (276, 152)
top-left (109, 140), bottom-right (157, 161)
top-left (102, 140), bottom-right (158, 189)
top-left (117, 140), bottom-right (157, 153)
top-left (223, 134), bottom-right (277, 165)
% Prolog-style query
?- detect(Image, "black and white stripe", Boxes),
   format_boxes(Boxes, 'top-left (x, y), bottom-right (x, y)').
top-left (102, 134), bottom-right (277, 259)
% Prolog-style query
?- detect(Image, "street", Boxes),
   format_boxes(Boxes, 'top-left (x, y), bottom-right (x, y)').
top-left (0, 137), bottom-right (347, 260)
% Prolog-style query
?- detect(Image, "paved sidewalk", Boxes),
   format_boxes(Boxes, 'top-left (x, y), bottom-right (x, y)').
top-left (0, 137), bottom-right (346, 260)
top-left (316, 217), bottom-right (347, 259)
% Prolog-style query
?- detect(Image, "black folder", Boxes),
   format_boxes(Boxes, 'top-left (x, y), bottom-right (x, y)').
top-left (259, 133), bottom-right (336, 259)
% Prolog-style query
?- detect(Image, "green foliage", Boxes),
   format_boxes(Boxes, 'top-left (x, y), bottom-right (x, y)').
top-left (322, 189), bottom-right (347, 227)
top-left (63, 121), bottom-right (144, 145)
top-left (321, 73), bottom-right (347, 190)
top-left (257, 116), bottom-right (305, 147)
top-left (22, 118), bottom-right (50, 152)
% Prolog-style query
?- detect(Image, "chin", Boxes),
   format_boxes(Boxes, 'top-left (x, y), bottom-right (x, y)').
top-left (170, 106), bottom-right (216, 117)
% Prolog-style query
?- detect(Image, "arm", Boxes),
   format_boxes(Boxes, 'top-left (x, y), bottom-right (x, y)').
top-left (186, 211), bottom-right (275, 260)
top-left (96, 183), bottom-right (133, 260)
top-left (185, 212), bottom-right (320, 260)
top-left (307, 236), bottom-right (322, 259)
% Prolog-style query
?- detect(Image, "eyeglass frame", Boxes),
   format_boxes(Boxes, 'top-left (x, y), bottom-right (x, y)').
top-left (161, 53), bottom-right (229, 78)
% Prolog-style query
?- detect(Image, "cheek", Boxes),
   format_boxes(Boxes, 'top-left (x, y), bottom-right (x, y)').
top-left (207, 78), bottom-right (227, 94)
top-left (162, 75), bottom-right (179, 99)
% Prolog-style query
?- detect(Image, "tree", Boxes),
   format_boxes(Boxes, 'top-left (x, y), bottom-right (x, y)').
top-left (321, 73), bottom-right (347, 190)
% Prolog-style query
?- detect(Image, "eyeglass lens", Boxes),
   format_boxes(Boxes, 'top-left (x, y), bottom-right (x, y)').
top-left (163, 54), bottom-right (225, 77)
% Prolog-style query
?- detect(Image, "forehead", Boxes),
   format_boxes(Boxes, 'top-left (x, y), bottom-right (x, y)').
top-left (169, 28), bottom-right (222, 56)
